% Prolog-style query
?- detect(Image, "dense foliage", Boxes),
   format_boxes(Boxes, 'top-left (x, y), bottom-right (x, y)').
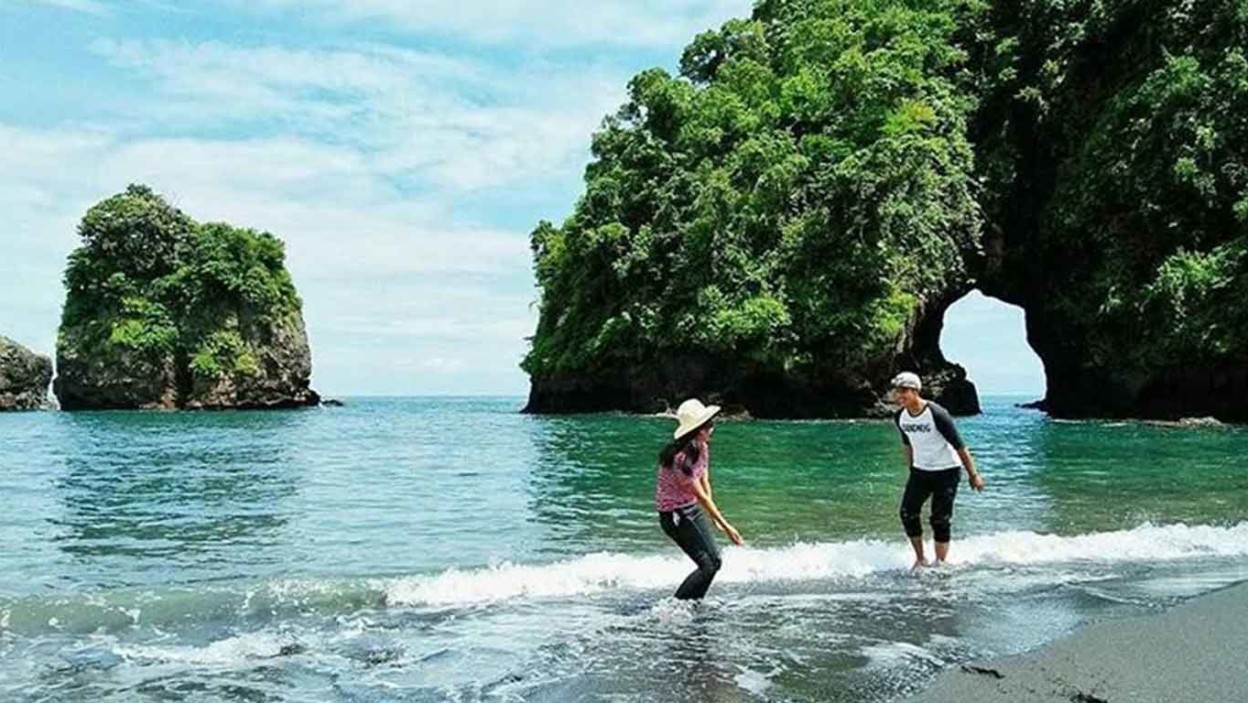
top-left (60, 185), bottom-right (302, 396)
top-left (526, 0), bottom-right (985, 380)
top-left (527, 0), bottom-right (1248, 416)
top-left (974, 0), bottom-right (1248, 372)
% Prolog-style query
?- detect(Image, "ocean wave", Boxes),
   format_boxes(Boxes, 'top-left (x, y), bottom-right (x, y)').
top-left (382, 522), bottom-right (1248, 606)
top-left (2, 522), bottom-right (1244, 634)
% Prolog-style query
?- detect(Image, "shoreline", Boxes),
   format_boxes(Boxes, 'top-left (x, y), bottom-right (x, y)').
top-left (904, 580), bottom-right (1248, 703)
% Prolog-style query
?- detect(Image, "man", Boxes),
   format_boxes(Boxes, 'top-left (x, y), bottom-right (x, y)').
top-left (891, 371), bottom-right (986, 570)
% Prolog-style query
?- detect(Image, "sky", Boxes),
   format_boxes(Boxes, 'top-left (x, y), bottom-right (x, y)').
top-left (0, 0), bottom-right (1045, 398)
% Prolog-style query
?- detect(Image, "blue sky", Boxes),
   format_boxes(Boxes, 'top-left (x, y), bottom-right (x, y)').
top-left (0, 0), bottom-right (1044, 398)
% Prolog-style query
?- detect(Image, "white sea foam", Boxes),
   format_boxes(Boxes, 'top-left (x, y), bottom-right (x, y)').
top-left (954, 522), bottom-right (1248, 565)
top-left (862, 640), bottom-right (947, 668)
top-left (733, 666), bottom-right (776, 696)
top-left (383, 522), bottom-right (1248, 606)
top-left (115, 631), bottom-right (294, 667)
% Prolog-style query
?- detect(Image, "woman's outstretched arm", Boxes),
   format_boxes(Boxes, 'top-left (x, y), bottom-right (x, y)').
top-left (691, 479), bottom-right (743, 545)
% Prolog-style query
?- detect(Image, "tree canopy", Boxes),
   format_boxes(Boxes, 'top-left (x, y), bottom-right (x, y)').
top-left (526, 0), bottom-right (986, 382)
top-left (59, 185), bottom-right (304, 400)
top-left (526, 0), bottom-right (1248, 419)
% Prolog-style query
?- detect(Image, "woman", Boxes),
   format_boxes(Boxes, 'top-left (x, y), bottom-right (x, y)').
top-left (655, 398), bottom-right (744, 600)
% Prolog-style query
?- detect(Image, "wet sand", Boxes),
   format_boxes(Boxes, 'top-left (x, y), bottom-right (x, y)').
top-left (907, 581), bottom-right (1248, 703)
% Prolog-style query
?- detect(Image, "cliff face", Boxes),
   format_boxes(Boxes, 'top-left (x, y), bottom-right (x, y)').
top-left (525, 293), bottom-right (979, 419)
top-left (525, 0), bottom-right (1247, 422)
top-left (183, 312), bottom-right (317, 410)
top-left (0, 336), bottom-right (53, 411)
top-left (54, 185), bottom-right (319, 411)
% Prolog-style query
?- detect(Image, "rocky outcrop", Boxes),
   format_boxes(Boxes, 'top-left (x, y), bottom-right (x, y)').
top-left (54, 185), bottom-right (319, 411)
top-left (523, 304), bottom-right (979, 418)
top-left (524, 0), bottom-right (1247, 422)
top-left (523, 1), bottom-right (984, 418)
top-left (524, 358), bottom-right (977, 419)
top-left (181, 314), bottom-right (319, 410)
top-left (0, 336), bottom-right (53, 411)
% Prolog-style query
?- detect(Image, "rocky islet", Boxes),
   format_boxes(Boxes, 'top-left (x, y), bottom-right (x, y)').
top-left (0, 336), bottom-right (53, 411)
top-left (52, 185), bottom-right (319, 411)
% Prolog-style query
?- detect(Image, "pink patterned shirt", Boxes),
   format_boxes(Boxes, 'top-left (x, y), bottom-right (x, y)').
top-left (655, 444), bottom-right (709, 512)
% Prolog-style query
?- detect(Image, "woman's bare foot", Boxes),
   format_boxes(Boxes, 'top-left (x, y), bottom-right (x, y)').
top-left (911, 558), bottom-right (931, 571)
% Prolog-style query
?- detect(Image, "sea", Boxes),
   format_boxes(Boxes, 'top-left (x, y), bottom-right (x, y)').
top-left (1, 396), bottom-right (1245, 701)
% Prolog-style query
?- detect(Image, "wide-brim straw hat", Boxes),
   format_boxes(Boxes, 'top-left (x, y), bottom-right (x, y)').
top-left (673, 398), bottom-right (721, 440)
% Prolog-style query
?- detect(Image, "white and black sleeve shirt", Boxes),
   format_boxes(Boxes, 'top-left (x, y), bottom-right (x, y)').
top-left (894, 402), bottom-right (965, 471)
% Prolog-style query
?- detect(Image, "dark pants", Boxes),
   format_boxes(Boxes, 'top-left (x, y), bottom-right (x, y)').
top-left (900, 467), bottom-right (960, 543)
top-left (659, 504), bottom-right (722, 600)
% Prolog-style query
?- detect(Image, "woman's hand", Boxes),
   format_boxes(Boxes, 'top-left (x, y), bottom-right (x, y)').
top-left (969, 472), bottom-right (987, 492)
top-left (721, 522), bottom-right (744, 546)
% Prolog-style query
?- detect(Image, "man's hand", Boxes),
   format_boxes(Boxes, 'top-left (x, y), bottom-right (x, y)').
top-left (969, 472), bottom-right (986, 492)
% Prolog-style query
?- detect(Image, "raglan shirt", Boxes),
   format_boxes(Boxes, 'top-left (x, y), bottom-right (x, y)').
top-left (894, 402), bottom-right (965, 471)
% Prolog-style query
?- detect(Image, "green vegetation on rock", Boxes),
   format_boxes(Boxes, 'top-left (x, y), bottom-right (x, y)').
top-left (974, 0), bottom-right (1248, 419)
top-left (526, 0), bottom-right (1248, 421)
top-left (526, 0), bottom-right (986, 416)
top-left (55, 185), bottom-right (318, 410)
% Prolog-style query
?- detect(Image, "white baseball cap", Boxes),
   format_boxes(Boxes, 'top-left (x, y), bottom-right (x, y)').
top-left (891, 372), bottom-right (922, 390)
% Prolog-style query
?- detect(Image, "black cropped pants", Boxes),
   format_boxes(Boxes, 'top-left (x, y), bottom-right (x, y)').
top-left (900, 467), bottom-right (960, 543)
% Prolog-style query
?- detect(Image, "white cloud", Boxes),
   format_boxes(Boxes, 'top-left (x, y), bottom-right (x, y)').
top-left (237, 0), bottom-right (749, 48)
top-left (1, 0), bottom-right (743, 392)
top-left (413, 357), bottom-right (465, 372)
top-left (21, 0), bottom-right (109, 15)
top-left (90, 39), bottom-right (625, 192)
top-left (23, 0), bottom-right (751, 46)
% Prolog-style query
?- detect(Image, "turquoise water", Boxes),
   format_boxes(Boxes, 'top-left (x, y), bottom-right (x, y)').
top-left (1, 397), bottom-right (1246, 701)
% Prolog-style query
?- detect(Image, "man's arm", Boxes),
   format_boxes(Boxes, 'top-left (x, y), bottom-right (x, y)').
top-left (957, 446), bottom-right (984, 485)
top-left (932, 404), bottom-right (985, 491)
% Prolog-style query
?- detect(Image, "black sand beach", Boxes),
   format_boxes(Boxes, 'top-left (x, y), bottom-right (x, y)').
top-left (906, 581), bottom-right (1248, 702)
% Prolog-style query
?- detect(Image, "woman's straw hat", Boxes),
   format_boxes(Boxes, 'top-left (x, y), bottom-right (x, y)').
top-left (673, 398), bottom-right (721, 440)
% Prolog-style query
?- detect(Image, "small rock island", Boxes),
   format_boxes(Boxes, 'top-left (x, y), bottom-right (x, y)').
top-left (54, 185), bottom-right (319, 410)
top-left (0, 336), bottom-right (53, 411)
